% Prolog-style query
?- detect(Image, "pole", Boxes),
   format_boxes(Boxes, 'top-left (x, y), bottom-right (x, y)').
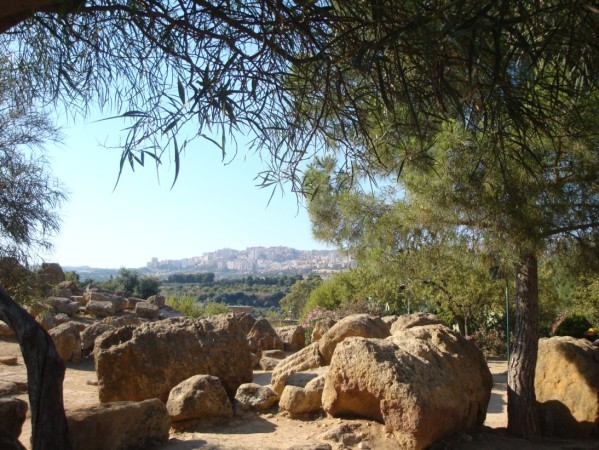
top-left (505, 282), bottom-right (510, 363)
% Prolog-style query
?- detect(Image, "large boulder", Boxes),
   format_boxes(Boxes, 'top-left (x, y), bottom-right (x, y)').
top-left (67, 399), bottom-right (169, 450)
top-left (0, 397), bottom-right (28, 439)
top-left (166, 375), bottom-right (233, 422)
top-left (389, 312), bottom-right (445, 335)
top-left (81, 323), bottom-right (114, 354)
top-left (49, 321), bottom-right (82, 362)
top-left (94, 315), bottom-right (253, 403)
top-left (535, 336), bottom-right (599, 437)
top-left (271, 342), bottom-right (324, 396)
top-left (318, 314), bottom-right (390, 364)
top-left (277, 325), bottom-right (306, 352)
top-left (322, 324), bottom-right (492, 450)
top-left (247, 319), bottom-right (284, 355)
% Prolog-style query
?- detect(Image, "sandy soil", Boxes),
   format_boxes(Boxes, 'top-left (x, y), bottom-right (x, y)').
top-left (1, 338), bottom-right (598, 450)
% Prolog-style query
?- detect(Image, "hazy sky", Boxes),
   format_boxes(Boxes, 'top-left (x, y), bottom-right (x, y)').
top-left (42, 113), bottom-right (330, 268)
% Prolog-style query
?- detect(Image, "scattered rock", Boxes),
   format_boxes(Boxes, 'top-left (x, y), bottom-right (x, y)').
top-left (311, 317), bottom-right (336, 343)
top-left (271, 342), bottom-right (324, 396)
top-left (167, 374), bottom-right (233, 422)
top-left (287, 444), bottom-right (332, 450)
top-left (0, 397), bottom-right (28, 439)
top-left (389, 312), bottom-right (445, 335)
top-left (134, 301), bottom-right (159, 319)
top-left (277, 325), bottom-right (306, 352)
top-left (126, 297), bottom-right (144, 310)
top-left (322, 324), bottom-right (492, 450)
top-left (54, 313), bottom-right (71, 325)
top-left (45, 297), bottom-right (80, 316)
top-left (319, 423), bottom-right (364, 445)
top-left (235, 383), bottom-right (278, 412)
top-left (318, 314), bottom-right (390, 364)
top-left (260, 356), bottom-right (282, 371)
top-left (279, 374), bottom-right (325, 416)
top-left (81, 323), bottom-right (115, 354)
top-left (111, 296), bottom-right (127, 313)
top-left (248, 319), bottom-right (285, 355)
top-left (67, 399), bottom-right (169, 450)
top-left (535, 336), bottom-right (599, 437)
top-left (36, 312), bottom-right (56, 331)
top-left (39, 262), bottom-right (65, 285)
top-left (381, 315), bottom-right (399, 330)
top-left (94, 315), bottom-right (253, 403)
top-left (227, 312), bottom-right (256, 335)
top-left (262, 349), bottom-right (287, 359)
top-left (146, 294), bottom-right (166, 309)
top-left (86, 300), bottom-right (116, 318)
top-left (102, 315), bottom-right (141, 328)
top-left (158, 305), bottom-right (186, 319)
top-left (49, 321), bottom-right (82, 362)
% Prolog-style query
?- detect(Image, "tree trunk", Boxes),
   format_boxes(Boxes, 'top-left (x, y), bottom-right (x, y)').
top-left (507, 251), bottom-right (540, 439)
top-left (0, 286), bottom-right (72, 450)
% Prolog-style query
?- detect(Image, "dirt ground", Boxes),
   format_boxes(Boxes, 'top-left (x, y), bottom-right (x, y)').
top-left (1, 338), bottom-right (598, 450)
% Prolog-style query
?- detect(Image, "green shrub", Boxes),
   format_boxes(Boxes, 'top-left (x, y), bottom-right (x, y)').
top-left (552, 314), bottom-right (593, 339)
top-left (166, 295), bottom-right (203, 319)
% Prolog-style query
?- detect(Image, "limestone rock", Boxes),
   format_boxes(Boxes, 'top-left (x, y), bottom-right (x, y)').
top-left (259, 356), bottom-right (282, 371)
top-left (235, 383), bottom-right (278, 412)
top-left (81, 323), bottom-right (115, 354)
top-left (36, 312), bottom-right (56, 331)
top-left (262, 349), bottom-right (286, 359)
top-left (94, 315), bottom-right (253, 403)
top-left (86, 300), bottom-right (115, 318)
top-left (134, 301), bottom-right (159, 319)
top-left (102, 315), bottom-right (141, 328)
top-left (271, 342), bottom-right (324, 396)
top-left (45, 297), bottom-right (80, 316)
top-left (277, 325), bottom-right (306, 352)
top-left (227, 312), bottom-right (256, 335)
top-left (54, 313), bottom-right (71, 325)
top-left (49, 321), bottom-right (82, 362)
top-left (279, 374), bottom-right (326, 416)
top-left (126, 297), bottom-right (144, 310)
top-left (111, 296), bottom-right (127, 313)
top-left (146, 294), bottom-right (165, 308)
top-left (389, 312), bottom-right (445, 335)
top-left (0, 397), bottom-right (28, 439)
top-left (318, 314), bottom-right (390, 364)
top-left (322, 324), bottom-right (492, 450)
top-left (248, 318), bottom-right (284, 355)
top-left (72, 295), bottom-right (86, 306)
top-left (535, 336), bottom-right (599, 437)
top-left (166, 375), bottom-right (233, 422)
top-left (159, 305), bottom-right (186, 320)
top-left (84, 291), bottom-right (114, 303)
top-left (67, 398), bottom-right (169, 450)
top-left (381, 315), bottom-right (399, 330)
top-left (311, 317), bottom-right (336, 343)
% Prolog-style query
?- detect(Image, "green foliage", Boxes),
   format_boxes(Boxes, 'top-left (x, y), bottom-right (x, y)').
top-left (553, 315), bottom-right (593, 339)
top-left (279, 277), bottom-right (322, 319)
top-left (166, 295), bottom-right (203, 320)
top-left (64, 271), bottom-right (80, 284)
top-left (104, 268), bottom-right (160, 299)
top-left (166, 273), bottom-right (215, 284)
top-left (137, 276), bottom-right (160, 299)
top-left (203, 300), bottom-right (230, 316)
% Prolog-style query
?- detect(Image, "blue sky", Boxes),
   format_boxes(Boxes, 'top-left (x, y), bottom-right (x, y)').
top-left (43, 114), bottom-right (331, 268)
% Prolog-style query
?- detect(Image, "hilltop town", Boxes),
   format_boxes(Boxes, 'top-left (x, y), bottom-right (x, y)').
top-left (145, 246), bottom-right (353, 276)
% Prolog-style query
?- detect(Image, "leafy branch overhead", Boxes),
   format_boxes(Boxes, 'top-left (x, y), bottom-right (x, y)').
top-left (0, 1), bottom-right (596, 190)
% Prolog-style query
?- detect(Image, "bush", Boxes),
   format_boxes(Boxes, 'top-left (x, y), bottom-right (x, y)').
top-left (166, 295), bottom-right (203, 319)
top-left (552, 314), bottom-right (593, 339)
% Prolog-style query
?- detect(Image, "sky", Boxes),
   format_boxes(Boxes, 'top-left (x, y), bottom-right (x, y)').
top-left (42, 113), bottom-right (331, 269)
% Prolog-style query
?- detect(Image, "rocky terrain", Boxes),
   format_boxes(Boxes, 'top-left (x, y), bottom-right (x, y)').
top-left (0, 276), bottom-right (598, 449)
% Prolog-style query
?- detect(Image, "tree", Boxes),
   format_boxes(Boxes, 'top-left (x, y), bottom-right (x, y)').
top-left (280, 277), bottom-right (322, 319)
top-left (0, 58), bottom-right (70, 448)
top-left (1, 0), bottom-right (597, 444)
